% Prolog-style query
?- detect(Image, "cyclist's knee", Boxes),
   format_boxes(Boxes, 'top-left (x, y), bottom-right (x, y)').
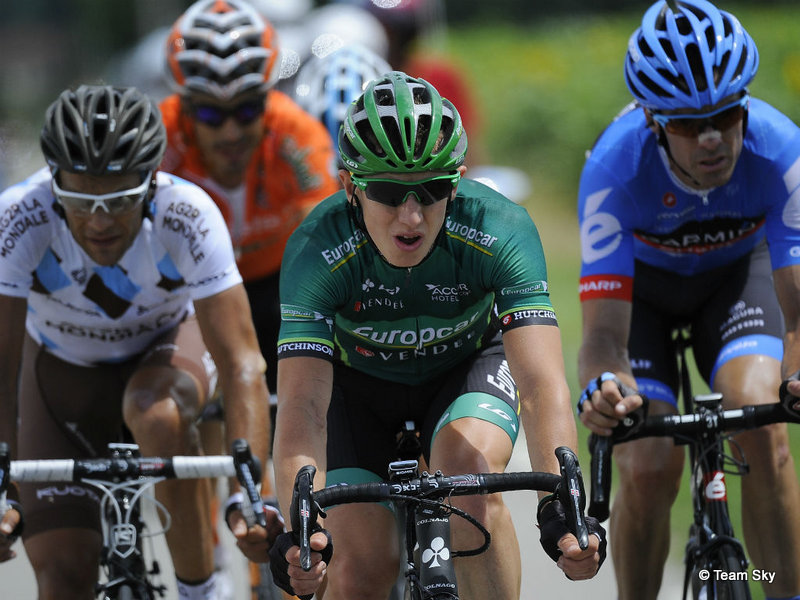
top-left (451, 492), bottom-right (510, 547)
top-left (123, 371), bottom-right (203, 453)
top-left (616, 440), bottom-right (683, 507)
top-left (27, 532), bottom-right (100, 599)
top-left (327, 545), bottom-right (398, 597)
top-left (734, 423), bottom-right (794, 474)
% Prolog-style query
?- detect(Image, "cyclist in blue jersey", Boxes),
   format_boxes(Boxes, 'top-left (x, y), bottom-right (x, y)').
top-left (576, 2), bottom-right (800, 599)
top-left (265, 71), bottom-right (606, 599)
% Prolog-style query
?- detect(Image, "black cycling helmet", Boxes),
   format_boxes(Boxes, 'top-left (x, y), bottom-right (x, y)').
top-left (40, 85), bottom-right (167, 176)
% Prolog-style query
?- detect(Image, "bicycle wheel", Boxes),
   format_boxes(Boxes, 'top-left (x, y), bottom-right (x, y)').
top-left (691, 544), bottom-right (751, 600)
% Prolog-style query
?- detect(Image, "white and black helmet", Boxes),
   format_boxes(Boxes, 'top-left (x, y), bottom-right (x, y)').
top-left (40, 85), bottom-right (166, 175)
top-left (165, 0), bottom-right (280, 100)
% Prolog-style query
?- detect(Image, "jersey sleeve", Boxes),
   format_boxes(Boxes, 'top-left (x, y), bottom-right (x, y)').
top-left (757, 112), bottom-right (800, 270)
top-left (276, 202), bottom-right (350, 361)
top-left (487, 201), bottom-right (559, 331)
top-left (152, 175), bottom-right (243, 300)
top-left (0, 171), bottom-right (57, 298)
top-left (577, 157), bottom-right (637, 302)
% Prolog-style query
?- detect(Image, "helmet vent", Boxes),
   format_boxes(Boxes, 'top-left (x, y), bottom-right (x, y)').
top-left (657, 38), bottom-right (677, 62)
top-left (356, 119), bottom-right (385, 157)
top-left (731, 49), bottom-right (747, 82)
top-left (639, 38), bottom-right (655, 59)
top-left (381, 115), bottom-right (405, 160)
top-left (675, 14), bottom-right (693, 36)
top-left (685, 44), bottom-right (707, 92)
top-left (414, 115), bottom-right (430, 160)
top-left (640, 71), bottom-right (676, 99)
top-left (375, 88), bottom-right (394, 106)
top-left (439, 115), bottom-right (454, 150)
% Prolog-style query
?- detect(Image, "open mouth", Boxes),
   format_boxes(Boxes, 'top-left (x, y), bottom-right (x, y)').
top-left (397, 235), bottom-right (421, 246)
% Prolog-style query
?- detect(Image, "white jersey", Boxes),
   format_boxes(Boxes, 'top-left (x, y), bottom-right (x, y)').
top-left (0, 168), bottom-right (242, 366)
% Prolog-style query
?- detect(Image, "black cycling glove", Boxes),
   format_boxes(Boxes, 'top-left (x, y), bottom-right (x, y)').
top-left (268, 527), bottom-right (333, 600)
top-left (537, 496), bottom-right (606, 574)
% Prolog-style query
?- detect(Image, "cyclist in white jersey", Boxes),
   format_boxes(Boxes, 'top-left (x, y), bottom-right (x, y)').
top-left (0, 85), bottom-right (280, 600)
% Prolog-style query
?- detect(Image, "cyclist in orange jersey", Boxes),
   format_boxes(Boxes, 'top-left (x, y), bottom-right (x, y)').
top-left (161, 0), bottom-right (338, 397)
top-left (161, 1), bottom-right (338, 598)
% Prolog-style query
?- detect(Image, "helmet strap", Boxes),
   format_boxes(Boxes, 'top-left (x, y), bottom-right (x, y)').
top-left (656, 127), bottom-right (704, 189)
top-left (142, 174), bottom-right (158, 221)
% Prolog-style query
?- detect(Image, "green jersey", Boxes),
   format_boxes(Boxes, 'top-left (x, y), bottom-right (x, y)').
top-left (278, 179), bottom-right (557, 384)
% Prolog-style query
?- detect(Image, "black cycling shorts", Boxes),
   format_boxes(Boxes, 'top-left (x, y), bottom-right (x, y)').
top-left (325, 334), bottom-right (520, 486)
top-left (18, 315), bottom-right (216, 538)
top-left (628, 241), bottom-right (783, 407)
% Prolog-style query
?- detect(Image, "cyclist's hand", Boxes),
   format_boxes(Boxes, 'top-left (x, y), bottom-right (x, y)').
top-left (578, 371), bottom-right (643, 435)
top-left (268, 529), bottom-right (332, 599)
top-left (538, 497), bottom-right (606, 580)
top-left (779, 374), bottom-right (800, 414)
top-left (556, 522), bottom-right (606, 580)
top-left (227, 502), bottom-right (285, 563)
top-left (0, 502), bottom-right (23, 562)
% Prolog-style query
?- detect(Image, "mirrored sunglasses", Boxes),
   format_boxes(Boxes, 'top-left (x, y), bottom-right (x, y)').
top-left (188, 98), bottom-right (265, 128)
top-left (652, 95), bottom-right (749, 138)
top-left (52, 172), bottom-right (152, 215)
top-left (350, 172), bottom-right (461, 207)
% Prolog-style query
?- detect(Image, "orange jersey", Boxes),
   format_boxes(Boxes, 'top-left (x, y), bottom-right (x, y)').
top-left (159, 90), bottom-right (338, 281)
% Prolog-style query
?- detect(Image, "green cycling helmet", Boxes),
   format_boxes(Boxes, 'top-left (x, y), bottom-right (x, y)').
top-left (339, 70), bottom-right (467, 175)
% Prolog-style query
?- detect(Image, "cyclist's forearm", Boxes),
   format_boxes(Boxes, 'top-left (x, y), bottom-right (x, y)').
top-left (222, 373), bottom-right (271, 491)
top-left (578, 298), bottom-right (634, 386)
top-left (578, 337), bottom-right (635, 388)
top-left (272, 407), bottom-right (328, 516)
top-left (521, 386), bottom-right (577, 478)
top-left (0, 295), bottom-right (25, 454)
top-left (273, 357), bottom-right (332, 516)
top-left (504, 326), bottom-right (578, 475)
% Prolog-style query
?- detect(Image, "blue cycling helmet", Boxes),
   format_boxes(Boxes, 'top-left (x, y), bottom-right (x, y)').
top-left (294, 44), bottom-right (391, 143)
top-left (624, 0), bottom-right (759, 110)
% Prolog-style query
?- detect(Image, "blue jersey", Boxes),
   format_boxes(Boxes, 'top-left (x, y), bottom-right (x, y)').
top-left (578, 99), bottom-right (800, 302)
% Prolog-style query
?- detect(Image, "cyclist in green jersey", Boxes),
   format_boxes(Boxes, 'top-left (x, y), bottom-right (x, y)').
top-left (264, 71), bottom-right (606, 599)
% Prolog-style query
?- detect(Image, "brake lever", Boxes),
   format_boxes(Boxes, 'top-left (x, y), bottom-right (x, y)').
top-left (610, 381), bottom-right (648, 443)
top-left (779, 378), bottom-right (800, 419)
top-left (291, 465), bottom-right (318, 572)
top-left (555, 446), bottom-right (589, 550)
top-left (0, 442), bottom-right (10, 515)
top-left (587, 433), bottom-right (612, 521)
top-left (231, 439), bottom-right (266, 528)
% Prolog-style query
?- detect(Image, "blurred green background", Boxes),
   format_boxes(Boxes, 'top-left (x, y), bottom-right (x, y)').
top-left (1, 1), bottom-right (799, 597)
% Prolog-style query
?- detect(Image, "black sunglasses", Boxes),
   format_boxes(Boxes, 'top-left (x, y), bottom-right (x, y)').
top-left (350, 173), bottom-right (461, 207)
top-left (188, 97), bottom-right (266, 128)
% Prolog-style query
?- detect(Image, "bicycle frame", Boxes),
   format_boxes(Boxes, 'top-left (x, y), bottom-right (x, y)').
top-left (673, 332), bottom-right (749, 600)
top-left (95, 443), bottom-right (166, 599)
top-left (679, 394), bottom-right (750, 600)
top-left (588, 332), bottom-right (800, 600)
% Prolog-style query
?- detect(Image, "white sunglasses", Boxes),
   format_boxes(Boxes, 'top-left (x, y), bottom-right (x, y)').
top-left (52, 171), bottom-right (152, 215)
